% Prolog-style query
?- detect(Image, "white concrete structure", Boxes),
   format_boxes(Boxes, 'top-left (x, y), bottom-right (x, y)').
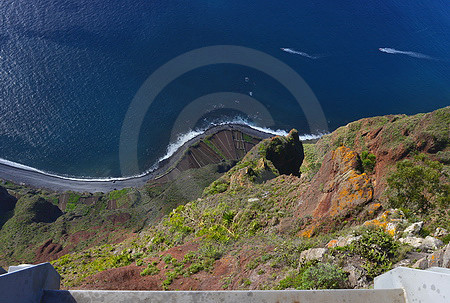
top-left (0, 262), bottom-right (60, 303)
top-left (2, 263), bottom-right (450, 302)
top-left (41, 289), bottom-right (405, 303)
top-left (375, 266), bottom-right (450, 303)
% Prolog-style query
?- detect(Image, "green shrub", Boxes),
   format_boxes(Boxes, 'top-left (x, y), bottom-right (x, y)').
top-left (361, 151), bottom-right (376, 173)
top-left (109, 188), bottom-right (130, 201)
top-left (163, 254), bottom-right (175, 264)
top-left (387, 154), bottom-right (449, 213)
top-left (441, 234), bottom-right (450, 245)
top-left (186, 262), bottom-right (204, 275)
top-left (203, 179), bottom-right (230, 196)
top-left (347, 227), bottom-right (399, 278)
top-left (299, 263), bottom-right (348, 289)
top-left (140, 263), bottom-right (160, 276)
top-left (277, 262), bottom-right (347, 290)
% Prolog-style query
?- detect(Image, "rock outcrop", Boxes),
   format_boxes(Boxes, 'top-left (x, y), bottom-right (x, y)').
top-left (412, 244), bottom-right (450, 269)
top-left (205, 129), bottom-right (304, 193)
top-left (297, 146), bottom-right (374, 236)
top-left (263, 129), bottom-right (304, 176)
top-left (0, 186), bottom-right (17, 215)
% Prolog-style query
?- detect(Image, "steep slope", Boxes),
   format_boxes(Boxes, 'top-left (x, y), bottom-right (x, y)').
top-left (50, 107), bottom-right (449, 290)
top-left (0, 127), bottom-right (265, 266)
top-left (3, 107), bottom-right (449, 291)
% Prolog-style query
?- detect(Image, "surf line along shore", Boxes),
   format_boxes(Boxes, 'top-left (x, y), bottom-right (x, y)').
top-left (0, 124), bottom-right (275, 193)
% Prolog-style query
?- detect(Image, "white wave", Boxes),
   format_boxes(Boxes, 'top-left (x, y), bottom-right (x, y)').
top-left (0, 120), bottom-right (326, 181)
top-left (280, 48), bottom-right (319, 59)
top-left (157, 129), bottom-right (204, 162)
top-left (378, 48), bottom-right (435, 60)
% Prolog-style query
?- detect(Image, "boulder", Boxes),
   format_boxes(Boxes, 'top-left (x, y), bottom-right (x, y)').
top-left (327, 235), bottom-right (361, 248)
top-left (343, 264), bottom-right (368, 288)
top-left (412, 257), bottom-right (428, 270)
top-left (299, 247), bottom-right (328, 263)
top-left (443, 244), bottom-right (450, 267)
top-left (399, 236), bottom-right (424, 248)
top-left (412, 244), bottom-right (450, 269)
top-left (403, 221), bottom-right (423, 236)
top-left (422, 236), bottom-right (444, 251)
top-left (434, 227), bottom-right (449, 238)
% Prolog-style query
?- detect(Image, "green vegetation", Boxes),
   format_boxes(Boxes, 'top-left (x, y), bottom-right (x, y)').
top-left (300, 144), bottom-right (322, 178)
top-left (66, 193), bottom-right (81, 212)
top-left (243, 133), bottom-right (254, 144)
top-left (109, 188), bottom-right (130, 201)
top-left (140, 263), bottom-right (160, 276)
top-left (203, 139), bottom-right (226, 160)
top-left (52, 247), bottom-right (136, 287)
top-left (388, 154), bottom-right (449, 214)
top-left (334, 227), bottom-right (401, 279)
top-left (1, 107), bottom-right (448, 291)
top-left (278, 261), bottom-right (348, 290)
top-left (203, 179), bottom-right (230, 196)
top-left (360, 151), bottom-right (376, 173)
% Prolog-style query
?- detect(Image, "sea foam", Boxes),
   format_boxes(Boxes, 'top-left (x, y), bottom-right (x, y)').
top-left (0, 119), bottom-right (325, 181)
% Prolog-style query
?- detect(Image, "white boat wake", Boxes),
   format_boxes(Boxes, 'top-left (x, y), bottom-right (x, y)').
top-left (280, 48), bottom-right (320, 59)
top-left (378, 48), bottom-right (435, 60)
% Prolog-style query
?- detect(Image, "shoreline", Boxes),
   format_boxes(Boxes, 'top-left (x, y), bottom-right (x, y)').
top-left (0, 124), bottom-right (276, 193)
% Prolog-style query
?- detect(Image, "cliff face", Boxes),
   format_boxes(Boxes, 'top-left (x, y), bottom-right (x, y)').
top-left (203, 129), bottom-right (304, 192)
top-left (314, 106), bottom-right (449, 200)
top-left (297, 146), bottom-right (374, 237)
top-left (2, 107), bottom-right (449, 291)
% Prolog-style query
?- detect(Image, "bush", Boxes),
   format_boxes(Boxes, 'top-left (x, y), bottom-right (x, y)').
top-left (203, 179), bottom-right (229, 196)
top-left (278, 262), bottom-right (348, 290)
top-left (299, 263), bottom-right (348, 289)
top-left (360, 151), bottom-right (376, 173)
top-left (140, 263), bottom-right (160, 276)
top-left (387, 154), bottom-right (449, 213)
top-left (348, 227), bottom-right (399, 278)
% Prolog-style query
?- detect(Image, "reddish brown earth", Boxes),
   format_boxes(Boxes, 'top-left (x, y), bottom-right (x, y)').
top-left (77, 241), bottom-right (278, 291)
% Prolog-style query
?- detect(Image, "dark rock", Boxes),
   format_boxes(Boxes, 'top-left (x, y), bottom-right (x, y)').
top-left (0, 186), bottom-right (17, 214)
top-left (264, 129), bottom-right (304, 176)
top-left (28, 197), bottom-right (63, 223)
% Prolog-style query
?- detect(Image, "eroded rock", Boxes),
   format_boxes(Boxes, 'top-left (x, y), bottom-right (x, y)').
top-left (363, 209), bottom-right (406, 237)
top-left (327, 235), bottom-right (361, 248)
top-left (412, 244), bottom-right (450, 269)
top-left (403, 221), bottom-right (423, 236)
top-left (399, 235), bottom-right (443, 251)
top-left (299, 247), bottom-right (328, 263)
top-left (434, 227), bottom-right (449, 238)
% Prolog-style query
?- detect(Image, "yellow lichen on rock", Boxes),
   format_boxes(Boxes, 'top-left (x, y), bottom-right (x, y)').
top-left (363, 209), bottom-right (406, 237)
top-left (312, 146), bottom-right (374, 218)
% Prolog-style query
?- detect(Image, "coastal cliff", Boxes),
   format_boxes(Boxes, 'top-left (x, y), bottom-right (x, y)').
top-left (0, 107), bottom-right (449, 290)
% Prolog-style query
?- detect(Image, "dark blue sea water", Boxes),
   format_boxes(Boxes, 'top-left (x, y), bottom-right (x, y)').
top-left (0, 0), bottom-right (449, 178)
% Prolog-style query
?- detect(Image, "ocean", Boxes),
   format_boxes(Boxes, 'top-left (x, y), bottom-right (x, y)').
top-left (0, 0), bottom-right (449, 178)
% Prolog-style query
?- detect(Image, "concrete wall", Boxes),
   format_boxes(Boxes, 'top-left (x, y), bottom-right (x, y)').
top-left (41, 289), bottom-right (405, 303)
top-left (375, 266), bottom-right (450, 303)
top-left (0, 262), bottom-right (60, 303)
